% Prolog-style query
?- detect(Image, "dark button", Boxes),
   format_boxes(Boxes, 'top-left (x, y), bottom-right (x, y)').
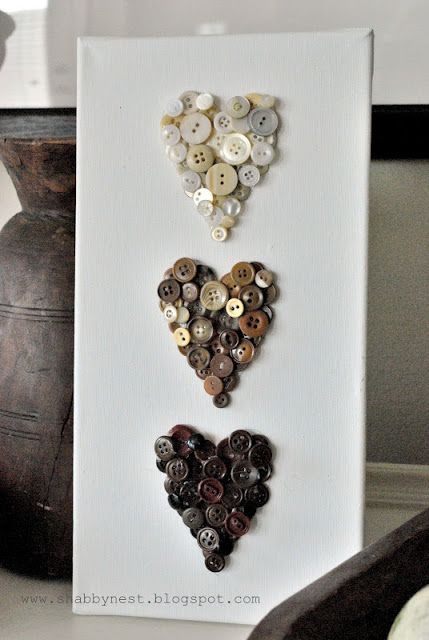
top-left (210, 354), bottom-right (234, 378)
top-left (182, 507), bottom-right (205, 529)
top-left (168, 493), bottom-right (182, 510)
top-left (204, 456), bottom-right (227, 480)
top-left (262, 305), bottom-right (273, 322)
top-left (197, 527), bottom-right (220, 551)
top-left (225, 511), bottom-right (250, 537)
top-left (158, 278), bottom-right (181, 303)
top-left (249, 443), bottom-right (272, 467)
top-left (210, 337), bottom-right (228, 355)
top-left (187, 346), bottom-right (211, 369)
top-left (239, 284), bottom-right (264, 311)
top-left (185, 299), bottom-right (210, 317)
top-left (234, 502), bottom-right (257, 518)
top-left (220, 329), bottom-right (240, 350)
top-left (195, 264), bottom-right (217, 286)
top-left (216, 437), bottom-right (237, 463)
top-left (154, 436), bottom-right (176, 461)
top-left (213, 392), bottom-right (230, 408)
top-left (229, 429), bottom-right (252, 453)
top-left (245, 483), bottom-right (270, 508)
top-left (205, 552), bottom-right (225, 572)
top-left (239, 310), bottom-right (269, 337)
top-left (182, 281), bottom-right (199, 302)
top-left (231, 461), bottom-right (260, 488)
top-left (218, 533), bottom-right (235, 556)
top-left (231, 339), bottom-right (254, 364)
top-left (168, 424), bottom-right (194, 458)
top-left (223, 373), bottom-right (239, 392)
top-left (252, 433), bottom-right (269, 446)
top-left (206, 503), bottom-right (228, 527)
top-left (194, 439), bottom-right (217, 462)
top-left (218, 311), bottom-right (240, 331)
top-left (166, 457), bottom-right (189, 482)
top-left (190, 528), bottom-right (198, 538)
top-left (195, 368), bottom-right (211, 380)
top-left (173, 257), bottom-right (197, 283)
top-left (264, 283), bottom-right (277, 304)
top-left (179, 480), bottom-right (201, 508)
top-left (257, 463), bottom-right (273, 482)
top-left (187, 457), bottom-right (204, 480)
top-left (156, 458), bottom-right (167, 472)
top-left (198, 478), bottom-right (224, 503)
top-left (164, 477), bottom-right (179, 494)
top-left (187, 433), bottom-right (205, 450)
top-left (221, 484), bottom-right (243, 508)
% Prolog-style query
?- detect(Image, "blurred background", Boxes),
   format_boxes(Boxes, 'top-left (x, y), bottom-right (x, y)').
top-left (0, 0), bottom-right (427, 465)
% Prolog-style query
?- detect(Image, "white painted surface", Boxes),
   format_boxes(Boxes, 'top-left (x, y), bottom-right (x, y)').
top-left (74, 31), bottom-right (371, 623)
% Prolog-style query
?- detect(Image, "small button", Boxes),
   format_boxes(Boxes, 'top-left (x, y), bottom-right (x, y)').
top-left (265, 284), bottom-right (278, 304)
top-left (195, 368), bottom-right (211, 380)
top-left (182, 507), bottom-right (205, 529)
top-left (221, 484), bottom-right (243, 509)
top-left (231, 183), bottom-right (251, 200)
top-left (180, 90), bottom-right (199, 114)
top-left (167, 493), bottom-right (182, 510)
top-left (194, 439), bottom-right (217, 462)
top-left (231, 339), bottom-right (255, 363)
top-left (231, 261), bottom-right (255, 286)
top-left (179, 480), bottom-right (201, 507)
top-left (213, 392), bottom-right (230, 408)
top-left (182, 282), bottom-right (199, 302)
top-left (218, 310), bottom-right (240, 331)
top-left (176, 306), bottom-right (190, 324)
top-left (186, 144), bottom-right (214, 172)
top-left (223, 372), bottom-right (239, 392)
top-left (198, 478), bottom-right (224, 503)
top-left (216, 438), bottom-right (237, 463)
top-left (187, 346), bottom-right (211, 369)
top-left (203, 375), bottom-right (223, 396)
top-left (166, 457), bottom-right (189, 482)
top-left (211, 226), bottom-right (228, 242)
top-left (206, 132), bottom-right (226, 156)
top-left (164, 476), bottom-right (178, 494)
top-left (251, 141), bottom-right (274, 166)
top-left (188, 316), bottom-right (214, 343)
top-left (240, 284), bottom-right (264, 310)
top-left (163, 304), bottom-right (178, 323)
top-left (193, 187), bottom-right (213, 206)
top-left (229, 429), bottom-right (253, 453)
top-left (225, 511), bottom-right (250, 537)
top-left (222, 197), bottom-right (241, 217)
top-left (197, 526), bottom-right (220, 551)
top-left (206, 503), bottom-right (228, 527)
top-left (210, 354), bottom-right (234, 378)
top-left (158, 278), bottom-right (181, 303)
top-left (231, 460), bottom-right (260, 488)
top-left (173, 327), bottom-right (191, 346)
top-left (181, 169), bottom-right (201, 193)
top-left (200, 281), bottom-right (229, 311)
top-left (226, 298), bottom-right (244, 318)
top-left (168, 142), bottom-right (187, 163)
top-left (238, 164), bottom-right (260, 187)
top-left (197, 200), bottom-right (214, 217)
top-left (245, 483), bottom-right (270, 508)
top-left (226, 95), bottom-right (250, 119)
top-left (156, 458), bottom-right (167, 472)
top-left (205, 552), bottom-right (225, 572)
top-left (173, 257), bottom-right (197, 282)
top-left (231, 116), bottom-right (250, 134)
top-left (213, 111), bottom-right (233, 133)
top-left (255, 269), bottom-right (273, 288)
top-left (196, 92), bottom-right (214, 110)
top-left (249, 443), bottom-right (273, 467)
top-left (206, 163), bottom-right (238, 196)
top-left (204, 456), bottom-right (227, 480)
top-left (221, 215), bottom-right (235, 229)
top-left (168, 425), bottom-right (194, 459)
top-left (239, 310), bottom-right (269, 337)
top-left (248, 107), bottom-right (278, 136)
top-left (154, 436), bottom-right (175, 461)
top-left (161, 124), bottom-right (181, 146)
top-left (221, 133), bottom-right (251, 165)
top-left (210, 336), bottom-right (228, 355)
top-left (165, 99), bottom-right (184, 117)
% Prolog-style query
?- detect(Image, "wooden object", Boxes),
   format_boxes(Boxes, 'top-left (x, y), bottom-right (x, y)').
top-left (248, 507), bottom-right (429, 639)
top-left (0, 112), bottom-right (75, 577)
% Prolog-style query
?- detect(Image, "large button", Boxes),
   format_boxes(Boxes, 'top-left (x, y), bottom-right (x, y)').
top-left (180, 113), bottom-right (212, 144)
top-left (205, 553), bottom-right (225, 572)
top-left (238, 164), bottom-right (260, 187)
top-left (161, 124), bottom-right (181, 146)
top-left (182, 282), bottom-right (199, 302)
top-left (173, 327), bottom-right (190, 346)
top-left (205, 163), bottom-right (238, 196)
top-left (239, 285), bottom-right (264, 310)
top-left (186, 144), bottom-right (214, 172)
top-left (166, 457), bottom-right (189, 482)
top-left (231, 339), bottom-right (255, 363)
top-left (231, 261), bottom-right (255, 286)
top-left (229, 429), bottom-right (252, 453)
top-left (203, 375), bottom-right (223, 396)
top-left (180, 90), bottom-right (199, 114)
top-left (231, 461), bottom-right (260, 488)
top-left (158, 278), bottom-right (181, 303)
top-left (255, 269), bottom-right (273, 288)
top-left (248, 108), bottom-right (278, 136)
top-left (198, 478), bottom-right (224, 503)
top-left (213, 111), bottom-right (233, 133)
top-left (245, 483), bottom-right (270, 508)
top-left (188, 316), bottom-right (214, 343)
top-left (226, 298), bottom-right (244, 318)
top-left (168, 142), bottom-right (187, 163)
top-left (251, 141), bottom-right (274, 166)
top-left (154, 436), bottom-right (175, 461)
top-left (182, 507), bottom-right (205, 529)
top-left (210, 354), bottom-right (234, 378)
top-left (187, 346), bottom-right (211, 369)
top-left (225, 511), bottom-right (250, 537)
top-left (221, 133), bottom-right (251, 165)
top-left (197, 527), bottom-right (220, 551)
top-left (200, 280), bottom-right (228, 311)
top-left (196, 92), bottom-right (214, 110)
top-left (203, 456), bottom-right (227, 480)
top-left (206, 503), bottom-right (228, 527)
top-left (239, 310), bottom-right (269, 337)
top-left (181, 169), bottom-right (201, 193)
top-left (168, 424), bottom-right (195, 458)
top-left (173, 257), bottom-right (197, 282)
top-left (226, 95), bottom-right (250, 119)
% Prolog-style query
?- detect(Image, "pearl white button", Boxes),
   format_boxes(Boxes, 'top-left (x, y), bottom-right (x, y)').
top-left (222, 197), bottom-right (241, 217)
top-left (231, 117), bottom-right (250, 134)
top-left (166, 99), bottom-right (184, 117)
top-left (221, 214), bottom-right (236, 229)
top-left (205, 206), bottom-right (223, 228)
top-left (226, 96), bottom-right (250, 119)
top-left (181, 170), bottom-right (201, 193)
top-left (193, 187), bottom-right (213, 206)
top-left (168, 143), bottom-right (187, 163)
top-left (164, 304), bottom-right (178, 322)
top-left (197, 200), bottom-right (214, 217)
top-left (221, 133), bottom-right (251, 165)
top-left (251, 141), bottom-right (274, 166)
top-left (259, 94), bottom-right (276, 108)
top-left (180, 113), bottom-right (212, 145)
top-left (238, 164), bottom-right (260, 187)
top-left (196, 92), bottom-right (214, 110)
top-left (180, 91), bottom-right (199, 114)
top-left (248, 108), bottom-right (279, 136)
top-left (161, 124), bottom-right (180, 146)
top-left (213, 111), bottom-right (233, 133)
top-left (211, 226), bottom-right (228, 242)
top-left (206, 132), bottom-right (225, 156)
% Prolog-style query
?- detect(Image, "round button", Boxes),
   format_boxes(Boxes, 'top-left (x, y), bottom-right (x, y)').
top-left (203, 375), bottom-right (223, 396)
top-left (198, 478), bottom-right (224, 504)
top-left (194, 439), bottom-right (217, 462)
top-left (154, 436), bottom-right (175, 461)
top-left (197, 527), bottom-right (220, 551)
top-left (173, 258), bottom-right (197, 283)
top-left (213, 392), bottom-right (230, 408)
top-left (179, 480), bottom-right (201, 508)
top-left (187, 346), bottom-right (211, 369)
top-left (180, 113), bottom-right (212, 144)
top-left (222, 197), bottom-right (241, 217)
top-left (158, 278), bottom-right (181, 303)
top-left (206, 132), bottom-right (225, 155)
top-left (173, 327), bottom-right (190, 346)
top-left (182, 507), bottom-right (205, 529)
top-left (239, 284), bottom-right (264, 310)
top-left (245, 483), bottom-right (270, 508)
top-left (216, 438), bottom-right (236, 463)
top-left (166, 99), bottom-right (184, 117)
top-left (265, 284), bottom-right (278, 304)
top-left (163, 304), bottom-right (178, 323)
top-left (211, 226), bottom-right (228, 242)
top-left (188, 316), bottom-right (214, 343)
top-left (220, 329), bottom-right (239, 349)
top-left (182, 282), bottom-right (199, 302)
top-left (226, 298), bottom-right (244, 318)
top-left (156, 458), bottom-right (167, 472)
top-left (164, 477), bottom-right (178, 494)
top-left (222, 484), bottom-right (243, 509)
top-left (231, 461), bottom-right (260, 488)
top-left (204, 456), bottom-right (227, 480)
top-left (210, 354), bottom-right (234, 378)
top-left (195, 267), bottom-right (216, 288)
top-left (213, 111), bottom-right (233, 133)
top-left (186, 144), bottom-right (214, 172)
top-left (167, 493), bottom-right (182, 510)
top-left (210, 337), bottom-right (228, 355)
top-left (205, 163), bottom-right (238, 196)
top-left (193, 187), bottom-right (213, 206)
top-left (168, 143), bottom-right (187, 163)
top-left (166, 457), bottom-right (189, 482)
top-left (181, 169), bottom-right (201, 193)
top-left (205, 503), bottom-right (228, 527)
top-left (221, 215), bottom-right (235, 229)
top-left (231, 339), bottom-right (255, 363)
top-left (249, 443), bottom-right (273, 467)
top-left (231, 261), bottom-right (255, 286)
top-left (176, 306), bottom-right (190, 324)
top-left (196, 92), bottom-right (214, 110)
top-left (161, 124), bottom-right (181, 146)
top-left (221, 133), bottom-right (251, 165)
top-left (248, 108), bottom-right (278, 136)
top-left (197, 200), bottom-right (214, 217)
top-left (200, 281), bottom-right (228, 311)
top-left (180, 90), bottom-right (199, 114)
top-left (226, 95), bottom-right (250, 119)
top-left (231, 183), bottom-right (251, 201)
top-left (255, 269), bottom-right (273, 288)
top-left (187, 433), bottom-right (205, 450)
top-left (229, 429), bottom-right (252, 453)
top-left (231, 116), bottom-right (250, 134)
top-left (169, 424), bottom-right (194, 440)
top-left (225, 511), bottom-right (250, 537)
top-left (223, 373), bottom-right (239, 392)
top-left (238, 164), bottom-right (260, 187)
top-left (251, 141), bottom-right (274, 166)
top-left (195, 368), bottom-right (211, 380)
top-left (205, 552), bottom-right (225, 572)
top-left (239, 310), bottom-right (269, 337)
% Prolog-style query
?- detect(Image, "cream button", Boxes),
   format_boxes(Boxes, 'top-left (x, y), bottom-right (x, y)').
top-left (176, 305), bottom-right (190, 324)
top-left (231, 116), bottom-right (250, 134)
top-left (247, 132), bottom-right (264, 144)
top-left (226, 96), bottom-right (250, 119)
top-left (251, 141), bottom-right (274, 166)
top-left (211, 226), bottom-right (228, 242)
top-left (193, 187), bottom-right (213, 206)
top-left (173, 327), bottom-right (191, 346)
top-left (221, 214), bottom-right (235, 229)
top-left (180, 91), bottom-right (199, 114)
top-left (221, 133), bottom-right (251, 165)
top-left (255, 269), bottom-right (273, 288)
top-left (200, 281), bottom-right (229, 310)
top-left (180, 113), bottom-right (212, 144)
top-left (168, 143), bottom-right (187, 163)
top-left (259, 94), bottom-right (276, 108)
top-left (238, 164), bottom-right (260, 187)
top-left (226, 298), bottom-right (244, 318)
top-left (222, 197), bottom-right (241, 216)
top-left (196, 92), bottom-right (214, 110)
top-left (197, 200), bottom-right (214, 217)
top-left (161, 124), bottom-right (180, 146)
top-left (205, 163), bottom-right (238, 196)
top-left (189, 316), bottom-right (214, 343)
top-left (164, 304), bottom-right (178, 322)
top-left (206, 132), bottom-right (225, 157)
top-left (166, 99), bottom-right (184, 117)
top-left (248, 108), bottom-right (278, 136)
top-left (213, 111), bottom-right (233, 133)
top-left (181, 170), bottom-right (201, 193)
top-left (186, 144), bottom-right (214, 172)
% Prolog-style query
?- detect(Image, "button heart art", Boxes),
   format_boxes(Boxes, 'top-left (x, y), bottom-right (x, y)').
top-left (161, 91), bottom-right (280, 241)
top-left (155, 425), bottom-right (273, 572)
top-left (158, 258), bottom-right (276, 407)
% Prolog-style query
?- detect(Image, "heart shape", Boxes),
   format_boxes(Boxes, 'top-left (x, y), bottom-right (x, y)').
top-left (157, 259), bottom-right (277, 407)
top-left (155, 425), bottom-right (274, 572)
top-left (161, 91), bottom-right (280, 241)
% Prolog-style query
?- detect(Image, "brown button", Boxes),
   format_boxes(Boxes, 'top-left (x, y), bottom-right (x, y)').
top-left (194, 439), bottom-right (217, 462)
top-left (205, 503), bottom-right (228, 527)
top-left (249, 443), bottom-right (273, 467)
top-left (220, 330), bottom-right (240, 350)
top-left (222, 484), bottom-right (243, 508)
top-left (204, 456), bottom-right (227, 480)
top-left (187, 346), bottom-right (211, 369)
top-left (223, 373), bottom-right (239, 392)
top-left (239, 284), bottom-right (264, 310)
top-left (205, 552), bottom-right (225, 572)
top-left (195, 367), bottom-right (211, 380)
top-left (210, 337), bottom-right (228, 355)
top-left (188, 316), bottom-right (214, 343)
top-left (168, 424), bottom-right (194, 457)
top-left (182, 282), bottom-right (199, 302)
top-left (239, 310), bottom-right (269, 337)
top-left (221, 272), bottom-right (241, 298)
top-left (210, 354), bottom-right (234, 378)
top-left (231, 339), bottom-right (255, 363)
top-left (229, 429), bottom-right (253, 453)
top-left (179, 480), bottom-right (201, 508)
top-left (197, 526), bottom-right (220, 551)
top-left (173, 258), bottom-right (197, 283)
top-left (166, 457), bottom-right (189, 482)
top-left (245, 483), bottom-right (270, 508)
top-left (198, 478), bottom-right (224, 503)
top-left (231, 461), bottom-right (260, 488)
top-left (213, 392), bottom-right (230, 408)
top-left (164, 477), bottom-right (179, 494)
top-left (231, 261), bottom-right (255, 286)
top-left (158, 278), bottom-right (181, 303)
top-left (264, 283), bottom-right (277, 304)
top-left (204, 375), bottom-right (224, 396)
top-left (225, 511), bottom-right (250, 537)
top-left (216, 438), bottom-right (237, 463)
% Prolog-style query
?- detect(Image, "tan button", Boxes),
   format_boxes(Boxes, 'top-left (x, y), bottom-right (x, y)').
top-left (239, 310), bottom-right (269, 337)
top-left (232, 339), bottom-right (255, 363)
top-left (180, 113), bottom-right (212, 144)
top-left (204, 375), bottom-right (224, 396)
top-left (210, 354), bottom-right (234, 378)
top-left (188, 316), bottom-right (214, 343)
top-left (255, 269), bottom-right (273, 288)
top-left (221, 215), bottom-right (236, 229)
top-left (186, 144), bottom-right (214, 172)
top-left (173, 257), bottom-right (197, 282)
top-left (200, 281), bottom-right (229, 311)
top-left (176, 306), bottom-right (190, 324)
top-left (182, 282), bottom-right (199, 302)
top-left (226, 298), bottom-right (244, 318)
top-left (265, 284), bottom-right (277, 304)
top-left (187, 346), bottom-right (211, 369)
top-left (226, 95), bottom-right (251, 119)
top-left (173, 327), bottom-right (191, 346)
top-left (239, 284), bottom-right (264, 310)
top-left (205, 163), bottom-right (238, 196)
top-left (231, 261), bottom-right (255, 286)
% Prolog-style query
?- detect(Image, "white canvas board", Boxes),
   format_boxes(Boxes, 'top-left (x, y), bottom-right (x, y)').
top-left (74, 31), bottom-right (373, 624)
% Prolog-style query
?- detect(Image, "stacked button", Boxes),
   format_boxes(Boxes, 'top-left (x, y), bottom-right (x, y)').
top-left (155, 426), bottom-right (273, 571)
top-left (161, 92), bottom-right (279, 241)
top-left (158, 258), bottom-right (276, 407)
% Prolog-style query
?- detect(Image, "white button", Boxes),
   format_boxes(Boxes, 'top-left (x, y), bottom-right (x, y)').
top-left (193, 187), bottom-right (213, 206)
top-left (196, 92), bottom-right (214, 110)
top-left (165, 99), bottom-right (184, 117)
top-left (259, 94), bottom-right (276, 108)
top-left (214, 111), bottom-right (233, 133)
top-left (251, 142), bottom-right (274, 166)
top-left (248, 108), bottom-right (279, 136)
top-left (164, 304), bottom-right (178, 322)
top-left (181, 170), bottom-right (201, 193)
top-left (180, 91), bottom-right (199, 114)
top-left (247, 132), bottom-right (264, 144)
top-left (221, 133), bottom-right (251, 165)
top-left (232, 117), bottom-right (250, 134)
top-left (180, 113), bottom-right (212, 144)
top-left (197, 200), bottom-right (214, 217)
top-left (226, 96), bottom-right (250, 119)
top-left (221, 214), bottom-right (236, 229)
top-left (206, 132), bottom-right (225, 156)
top-left (168, 143), bottom-right (187, 163)
top-left (205, 206), bottom-right (223, 228)
top-left (238, 164), bottom-right (260, 187)
top-left (161, 124), bottom-right (180, 146)
top-left (211, 226), bottom-right (228, 242)
top-left (176, 306), bottom-right (190, 324)
top-left (222, 197), bottom-right (241, 217)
